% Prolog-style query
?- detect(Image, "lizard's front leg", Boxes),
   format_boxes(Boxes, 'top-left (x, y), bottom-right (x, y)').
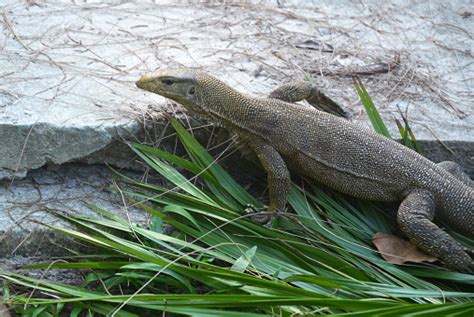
top-left (269, 81), bottom-right (348, 118)
top-left (397, 189), bottom-right (473, 273)
top-left (248, 139), bottom-right (291, 224)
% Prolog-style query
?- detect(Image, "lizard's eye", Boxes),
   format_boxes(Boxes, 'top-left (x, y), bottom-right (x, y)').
top-left (187, 86), bottom-right (195, 95)
top-left (161, 78), bottom-right (175, 85)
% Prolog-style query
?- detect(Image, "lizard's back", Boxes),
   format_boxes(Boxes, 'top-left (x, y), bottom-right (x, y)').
top-left (244, 97), bottom-right (473, 229)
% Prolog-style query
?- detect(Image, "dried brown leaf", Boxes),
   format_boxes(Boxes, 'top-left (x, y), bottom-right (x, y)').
top-left (372, 232), bottom-right (438, 265)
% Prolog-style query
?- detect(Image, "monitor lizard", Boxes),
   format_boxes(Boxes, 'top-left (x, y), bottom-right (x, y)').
top-left (136, 68), bottom-right (473, 273)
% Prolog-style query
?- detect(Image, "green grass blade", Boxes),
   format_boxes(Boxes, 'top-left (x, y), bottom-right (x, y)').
top-left (353, 77), bottom-right (391, 138)
top-left (170, 118), bottom-right (261, 207)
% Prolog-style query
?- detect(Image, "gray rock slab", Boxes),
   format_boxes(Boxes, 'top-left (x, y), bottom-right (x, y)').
top-left (0, 163), bottom-right (149, 258)
top-left (0, 1), bottom-right (472, 180)
top-left (0, 1), bottom-right (473, 266)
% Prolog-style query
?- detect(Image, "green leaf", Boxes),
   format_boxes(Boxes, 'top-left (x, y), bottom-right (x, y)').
top-left (353, 77), bottom-right (391, 138)
top-left (231, 246), bottom-right (257, 273)
top-left (150, 215), bottom-right (163, 233)
top-left (163, 204), bottom-right (202, 231)
top-left (3, 114), bottom-right (473, 317)
top-left (170, 118), bottom-right (260, 207)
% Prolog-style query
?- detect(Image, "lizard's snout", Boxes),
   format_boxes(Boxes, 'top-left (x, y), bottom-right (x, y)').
top-left (136, 74), bottom-right (152, 90)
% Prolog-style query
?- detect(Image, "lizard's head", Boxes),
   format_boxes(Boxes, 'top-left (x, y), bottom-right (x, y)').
top-left (136, 68), bottom-right (203, 108)
top-left (136, 67), bottom-right (242, 122)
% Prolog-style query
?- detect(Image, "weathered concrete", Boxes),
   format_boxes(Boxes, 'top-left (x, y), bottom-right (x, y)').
top-left (0, 1), bottom-right (473, 180)
top-left (0, 1), bottom-right (473, 262)
top-left (0, 163), bottom-right (148, 258)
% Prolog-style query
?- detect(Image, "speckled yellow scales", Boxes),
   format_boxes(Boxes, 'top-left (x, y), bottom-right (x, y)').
top-left (136, 68), bottom-right (473, 273)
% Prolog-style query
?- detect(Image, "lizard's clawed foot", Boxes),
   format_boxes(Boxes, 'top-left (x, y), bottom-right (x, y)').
top-left (456, 260), bottom-right (474, 275)
top-left (463, 247), bottom-right (474, 256)
top-left (443, 249), bottom-right (474, 274)
top-left (458, 249), bottom-right (474, 274)
top-left (467, 264), bottom-right (474, 275)
top-left (244, 204), bottom-right (274, 227)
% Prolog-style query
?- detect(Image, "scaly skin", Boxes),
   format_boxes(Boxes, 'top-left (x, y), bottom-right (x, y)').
top-left (136, 68), bottom-right (474, 273)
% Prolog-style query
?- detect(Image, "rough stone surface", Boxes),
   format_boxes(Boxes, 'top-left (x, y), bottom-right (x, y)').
top-left (0, 163), bottom-right (149, 258)
top-left (0, 1), bottom-right (473, 265)
top-left (0, 1), bottom-right (472, 180)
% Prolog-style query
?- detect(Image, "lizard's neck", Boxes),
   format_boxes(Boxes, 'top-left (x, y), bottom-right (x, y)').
top-left (194, 81), bottom-right (257, 132)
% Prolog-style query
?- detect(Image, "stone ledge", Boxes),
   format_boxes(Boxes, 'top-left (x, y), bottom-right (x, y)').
top-left (0, 164), bottom-right (149, 258)
top-left (1, 1), bottom-right (472, 180)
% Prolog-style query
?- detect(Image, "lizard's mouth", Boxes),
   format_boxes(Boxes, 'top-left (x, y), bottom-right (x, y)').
top-left (136, 75), bottom-right (171, 98)
top-left (136, 74), bottom-right (195, 108)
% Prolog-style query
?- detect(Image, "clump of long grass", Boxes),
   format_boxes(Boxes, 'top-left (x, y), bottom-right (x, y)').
top-left (2, 83), bottom-right (472, 316)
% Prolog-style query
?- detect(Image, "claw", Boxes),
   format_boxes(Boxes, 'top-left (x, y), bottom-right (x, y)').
top-left (244, 204), bottom-right (275, 226)
top-left (243, 204), bottom-right (286, 228)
